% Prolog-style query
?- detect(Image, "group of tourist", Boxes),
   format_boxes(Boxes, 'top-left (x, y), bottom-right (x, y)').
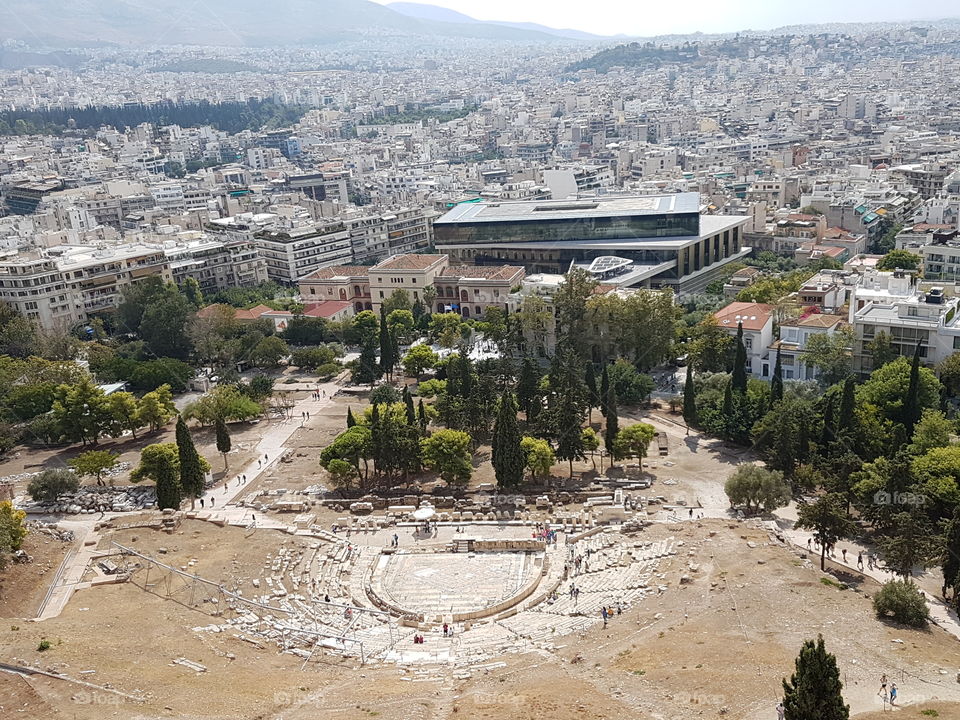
top-left (600, 604), bottom-right (622, 627)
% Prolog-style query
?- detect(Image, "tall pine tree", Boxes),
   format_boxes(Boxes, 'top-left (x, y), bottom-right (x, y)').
top-left (731, 322), bottom-right (748, 392)
top-left (346, 406), bottom-right (356, 428)
top-left (682, 364), bottom-right (697, 430)
top-left (403, 387), bottom-right (416, 426)
top-left (517, 357), bottom-right (539, 421)
top-left (781, 635), bottom-right (849, 720)
top-left (770, 347), bottom-right (784, 406)
top-left (837, 377), bottom-right (856, 436)
top-left (903, 340), bottom-right (923, 435)
top-left (604, 385), bottom-right (619, 464)
top-left (492, 390), bottom-right (525, 489)
top-left (378, 306), bottom-right (394, 380)
top-left (175, 416), bottom-right (205, 509)
top-left (417, 399), bottom-right (428, 435)
top-left (549, 344), bottom-right (587, 478)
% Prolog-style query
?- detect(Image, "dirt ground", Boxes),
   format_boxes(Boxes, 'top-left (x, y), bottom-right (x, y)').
top-left (0, 530), bottom-right (71, 618)
top-left (2, 517), bottom-right (960, 719)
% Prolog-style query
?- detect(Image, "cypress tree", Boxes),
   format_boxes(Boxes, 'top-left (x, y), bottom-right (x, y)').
top-left (154, 453), bottom-right (182, 511)
top-left (682, 364), bottom-right (697, 428)
top-left (492, 390), bottom-right (525, 489)
top-left (722, 380), bottom-right (734, 438)
top-left (820, 394), bottom-right (834, 447)
top-left (417, 399), bottom-right (428, 435)
top-left (403, 387), bottom-right (416, 425)
top-left (585, 362), bottom-right (599, 422)
top-left (517, 357), bottom-right (539, 420)
top-left (904, 340), bottom-right (923, 435)
top-left (837, 377), bottom-right (855, 436)
top-left (356, 340), bottom-right (379, 386)
top-left (771, 347), bottom-right (784, 405)
top-left (781, 635), bottom-right (849, 720)
top-left (346, 406), bottom-right (356, 428)
top-left (600, 364), bottom-right (611, 418)
top-left (943, 505), bottom-right (960, 600)
top-left (175, 416), bottom-right (205, 509)
top-left (378, 306), bottom-right (394, 380)
top-left (604, 386), bottom-right (619, 462)
top-left (215, 417), bottom-right (231, 470)
top-left (731, 322), bottom-right (748, 392)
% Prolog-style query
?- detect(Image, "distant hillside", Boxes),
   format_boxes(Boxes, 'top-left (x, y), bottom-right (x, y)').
top-left (0, 0), bottom-right (559, 47)
top-left (388, 1), bottom-right (605, 41)
top-left (568, 42), bottom-right (702, 73)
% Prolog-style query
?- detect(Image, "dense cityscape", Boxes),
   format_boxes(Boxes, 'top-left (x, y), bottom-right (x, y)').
top-left (3, 3), bottom-right (960, 719)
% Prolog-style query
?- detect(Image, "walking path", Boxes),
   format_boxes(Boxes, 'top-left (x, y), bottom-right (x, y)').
top-left (773, 504), bottom-right (960, 642)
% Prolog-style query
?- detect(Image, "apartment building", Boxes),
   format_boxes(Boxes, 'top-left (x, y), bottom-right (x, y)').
top-left (773, 314), bottom-right (847, 381)
top-left (164, 236), bottom-right (268, 294)
top-left (254, 223), bottom-right (353, 284)
top-left (714, 301), bottom-right (776, 378)
top-left (0, 244), bottom-right (172, 328)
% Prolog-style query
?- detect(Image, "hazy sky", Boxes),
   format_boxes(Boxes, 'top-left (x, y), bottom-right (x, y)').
top-left (373, 0), bottom-right (958, 36)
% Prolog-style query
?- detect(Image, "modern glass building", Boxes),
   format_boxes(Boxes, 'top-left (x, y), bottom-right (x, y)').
top-left (433, 192), bottom-right (750, 294)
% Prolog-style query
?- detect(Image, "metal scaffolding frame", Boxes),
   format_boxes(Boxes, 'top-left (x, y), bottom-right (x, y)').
top-left (112, 542), bottom-right (399, 665)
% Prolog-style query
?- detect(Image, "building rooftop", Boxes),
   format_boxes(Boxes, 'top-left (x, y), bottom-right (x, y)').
top-left (439, 265), bottom-right (524, 281)
top-left (370, 254), bottom-right (445, 271)
top-left (714, 301), bottom-right (775, 331)
top-left (781, 314), bottom-right (845, 329)
top-left (434, 192), bottom-right (700, 225)
top-left (301, 265), bottom-right (372, 280)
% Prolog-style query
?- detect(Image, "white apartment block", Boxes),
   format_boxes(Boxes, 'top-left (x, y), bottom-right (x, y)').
top-left (254, 223), bottom-right (353, 284)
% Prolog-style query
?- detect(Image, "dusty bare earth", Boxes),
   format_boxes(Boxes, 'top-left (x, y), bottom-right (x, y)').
top-left (3, 393), bottom-right (960, 719)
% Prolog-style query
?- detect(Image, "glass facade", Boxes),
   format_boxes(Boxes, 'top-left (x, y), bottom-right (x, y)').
top-left (434, 212), bottom-right (700, 246)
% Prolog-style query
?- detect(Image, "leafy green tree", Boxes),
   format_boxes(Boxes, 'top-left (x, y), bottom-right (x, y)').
top-left (521, 436), bottom-right (555, 483)
top-left (796, 493), bottom-right (855, 571)
top-left (325, 458), bottom-right (359, 492)
top-left (321, 426), bottom-right (372, 486)
top-left (804, 328), bottom-right (854, 386)
top-left (607, 359), bottom-right (654, 405)
top-left (402, 344), bottom-right (438, 379)
top-left (613, 423), bottom-right (656, 465)
top-left (28, 468), bottom-right (79, 502)
top-left (859, 356), bottom-right (941, 425)
top-left (909, 409), bottom-right (952, 454)
top-left (131, 443), bottom-right (182, 510)
top-left (349, 310), bottom-right (379, 346)
top-left (182, 384), bottom-right (259, 426)
top-left (876, 249), bottom-right (921, 271)
top-left (688, 315), bottom-right (732, 373)
top-left (753, 395), bottom-right (818, 476)
top-left (867, 330), bottom-right (896, 371)
top-left (873, 580), bottom-right (929, 627)
top-left (51, 378), bottom-right (111, 446)
top-left (215, 418), bottom-right (231, 470)
top-left (181, 277), bottom-right (203, 307)
top-left (429, 313), bottom-right (465, 349)
top-left (421, 429), bottom-right (472, 488)
top-left (724, 464), bottom-right (791, 514)
top-left (382, 289), bottom-right (412, 314)
top-left (370, 384), bottom-right (401, 407)
top-left (106, 391), bottom-right (143, 439)
top-left (289, 346), bottom-right (337, 370)
top-left (69, 450), bottom-right (119, 487)
top-left (250, 336), bottom-right (289, 368)
top-left (877, 508), bottom-right (941, 579)
top-left (781, 635), bottom-right (849, 720)
top-left (492, 391), bottom-right (525, 490)
top-left (244, 375), bottom-right (275, 401)
top-left (137, 384), bottom-right (177, 431)
top-left (176, 416), bottom-right (208, 508)
top-left (139, 286), bottom-right (195, 360)
top-left (386, 309), bottom-right (415, 340)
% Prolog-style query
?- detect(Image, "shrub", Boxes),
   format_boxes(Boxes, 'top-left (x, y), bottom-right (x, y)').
top-left (27, 469), bottom-right (79, 503)
top-left (315, 362), bottom-right (341, 381)
top-left (37, 639), bottom-right (51, 652)
top-left (369, 384), bottom-right (400, 406)
top-left (873, 579), bottom-right (929, 627)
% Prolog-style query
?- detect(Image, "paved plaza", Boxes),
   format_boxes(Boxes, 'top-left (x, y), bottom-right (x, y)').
top-left (374, 551), bottom-right (538, 617)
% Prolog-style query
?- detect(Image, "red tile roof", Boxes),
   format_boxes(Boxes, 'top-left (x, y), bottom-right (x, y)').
top-left (370, 254), bottom-right (446, 271)
top-left (300, 265), bottom-right (371, 280)
top-left (439, 265), bottom-right (524, 281)
top-left (714, 301), bottom-right (775, 331)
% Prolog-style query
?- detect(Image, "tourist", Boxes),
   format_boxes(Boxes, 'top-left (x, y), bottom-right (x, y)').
top-left (806, 538), bottom-right (811, 550)
top-left (857, 552), bottom-right (864, 571)
top-left (842, 548), bottom-right (847, 564)
top-left (776, 701), bottom-right (785, 720)
top-left (443, 623), bottom-right (448, 637)
top-left (688, 508), bottom-right (693, 518)
top-left (601, 607), bottom-right (608, 626)
top-left (200, 498), bottom-right (205, 508)
top-left (324, 594), bottom-right (330, 603)
top-left (210, 497), bottom-right (214, 507)
top-left (878, 673), bottom-right (887, 696)
top-left (890, 683), bottom-right (898, 705)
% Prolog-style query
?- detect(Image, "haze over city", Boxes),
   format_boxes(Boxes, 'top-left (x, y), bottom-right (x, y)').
top-left (5, 2), bottom-right (960, 720)
top-left (374, 0), bottom-right (960, 36)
